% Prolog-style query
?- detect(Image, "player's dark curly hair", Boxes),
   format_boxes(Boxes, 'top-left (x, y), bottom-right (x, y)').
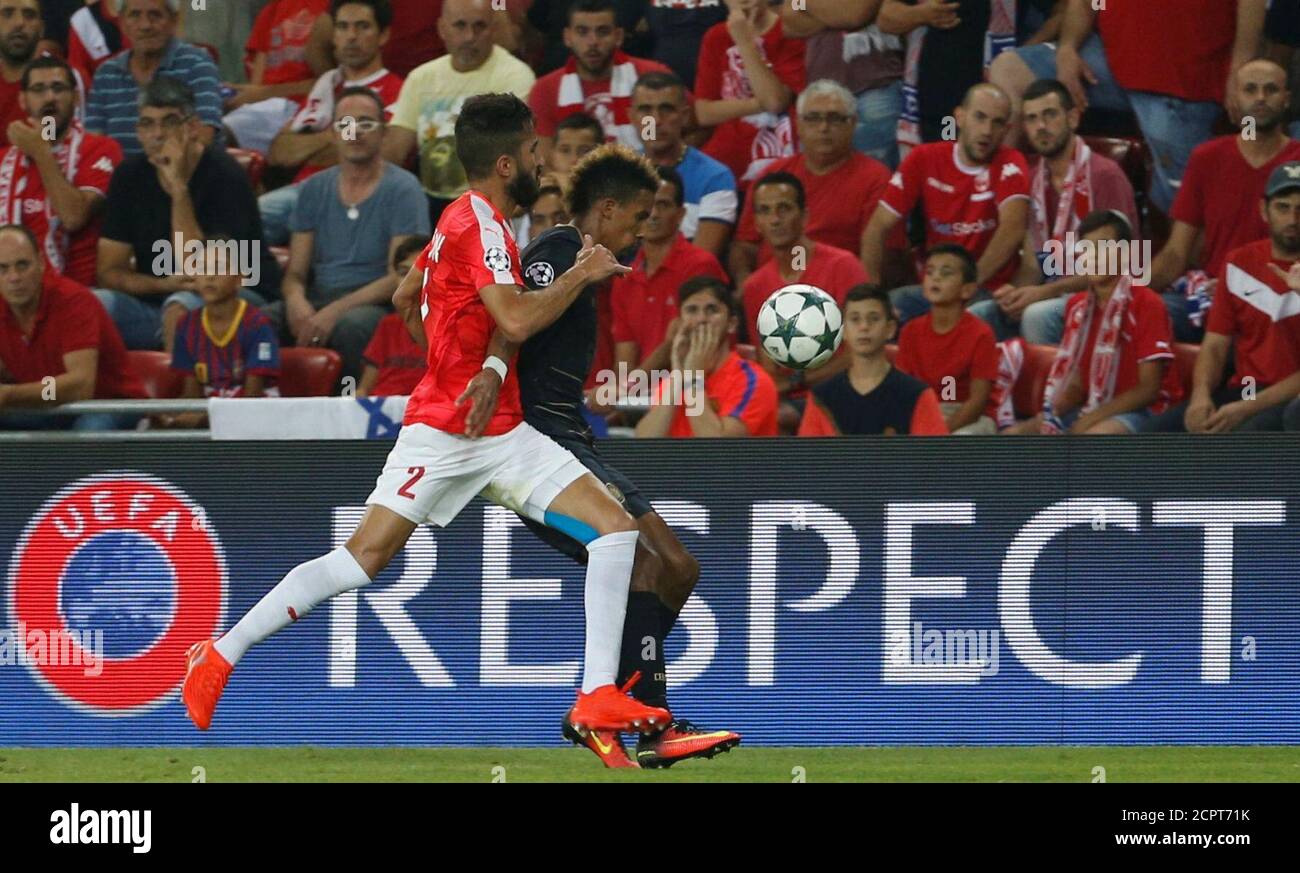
top-left (456, 93), bottom-right (534, 180)
top-left (565, 143), bottom-right (660, 219)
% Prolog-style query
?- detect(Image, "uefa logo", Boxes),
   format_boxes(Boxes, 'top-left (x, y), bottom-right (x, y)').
top-left (6, 473), bottom-right (227, 716)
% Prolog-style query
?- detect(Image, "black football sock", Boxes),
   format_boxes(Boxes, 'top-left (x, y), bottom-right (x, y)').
top-left (616, 591), bottom-right (669, 710)
top-left (657, 599), bottom-right (681, 639)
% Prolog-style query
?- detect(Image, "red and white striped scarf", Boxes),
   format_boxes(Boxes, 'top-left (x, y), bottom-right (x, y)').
top-left (1029, 137), bottom-right (1093, 254)
top-left (556, 50), bottom-right (642, 149)
top-left (1041, 275), bottom-right (1132, 430)
top-left (898, 0), bottom-right (1017, 159)
top-left (0, 121), bottom-right (85, 272)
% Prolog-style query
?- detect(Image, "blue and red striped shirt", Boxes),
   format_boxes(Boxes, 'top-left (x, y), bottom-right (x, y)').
top-left (171, 300), bottom-right (280, 397)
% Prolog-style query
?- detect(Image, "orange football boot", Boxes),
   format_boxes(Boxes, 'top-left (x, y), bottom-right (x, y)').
top-left (182, 639), bottom-right (232, 730)
top-left (568, 682), bottom-right (671, 734)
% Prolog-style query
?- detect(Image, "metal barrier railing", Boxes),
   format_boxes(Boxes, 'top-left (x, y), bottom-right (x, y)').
top-left (0, 399), bottom-right (212, 441)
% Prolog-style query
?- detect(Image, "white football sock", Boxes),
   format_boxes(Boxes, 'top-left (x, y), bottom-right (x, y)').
top-left (580, 529), bottom-right (638, 693)
top-left (214, 546), bottom-right (371, 665)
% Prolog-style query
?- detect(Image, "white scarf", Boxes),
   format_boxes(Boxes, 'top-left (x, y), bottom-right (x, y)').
top-left (0, 121), bottom-right (84, 271)
top-left (1030, 138), bottom-right (1093, 255)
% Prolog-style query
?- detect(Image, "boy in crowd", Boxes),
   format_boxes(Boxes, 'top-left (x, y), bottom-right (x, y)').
top-left (545, 112), bottom-right (603, 192)
top-left (799, 284), bottom-right (947, 436)
top-left (1008, 210), bottom-right (1182, 435)
top-left (895, 244), bottom-right (998, 434)
top-left (162, 238), bottom-right (281, 427)
top-left (634, 275), bottom-right (778, 438)
top-left (357, 237), bottom-right (426, 397)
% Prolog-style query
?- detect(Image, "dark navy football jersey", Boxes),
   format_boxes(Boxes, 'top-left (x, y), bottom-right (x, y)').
top-left (517, 224), bottom-right (596, 441)
top-left (811, 367), bottom-right (930, 435)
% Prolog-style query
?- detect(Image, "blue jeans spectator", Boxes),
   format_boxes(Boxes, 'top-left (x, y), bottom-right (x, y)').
top-left (1014, 35), bottom-right (1222, 212)
top-left (95, 287), bottom-right (269, 350)
top-left (969, 295), bottom-right (1069, 344)
top-left (854, 80), bottom-right (903, 169)
top-left (259, 184), bottom-right (300, 247)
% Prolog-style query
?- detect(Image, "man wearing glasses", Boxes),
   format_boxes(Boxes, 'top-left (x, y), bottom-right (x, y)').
top-left (95, 76), bottom-right (277, 351)
top-left (729, 79), bottom-right (891, 288)
top-left (272, 86), bottom-right (428, 381)
top-left (84, 0), bottom-right (223, 157)
top-left (0, 55), bottom-right (120, 288)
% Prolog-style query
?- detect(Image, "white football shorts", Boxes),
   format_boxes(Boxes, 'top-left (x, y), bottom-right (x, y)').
top-left (366, 421), bottom-right (590, 527)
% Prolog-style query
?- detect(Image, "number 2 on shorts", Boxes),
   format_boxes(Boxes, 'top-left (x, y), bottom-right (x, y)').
top-left (397, 466), bottom-right (425, 499)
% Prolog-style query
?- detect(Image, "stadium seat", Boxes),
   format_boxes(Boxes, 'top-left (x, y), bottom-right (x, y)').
top-left (279, 347), bottom-right (342, 397)
top-left (227, 148), bottom-right (266, 191)
top-left (1173, 342), bottom-right (1200, 398)
top-left (1082, 135), bottom-right (1148, 198)
top-left (125, 350), bottom-right (184, 399)
top-left (1013, 343), bottom-right (1058, 420)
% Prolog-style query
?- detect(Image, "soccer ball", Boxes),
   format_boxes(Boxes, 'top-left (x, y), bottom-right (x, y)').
top-left (755, 284), bottom-right (843, 370)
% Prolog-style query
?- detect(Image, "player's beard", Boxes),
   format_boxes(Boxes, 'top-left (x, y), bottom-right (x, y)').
top-left (508, 166), bottom-right (542, 209)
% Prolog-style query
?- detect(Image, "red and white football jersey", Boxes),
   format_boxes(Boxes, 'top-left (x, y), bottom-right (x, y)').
top-left (404, 190), bottom-right (525, 436)
top-left (880, 141), bottom-right (1030, 288)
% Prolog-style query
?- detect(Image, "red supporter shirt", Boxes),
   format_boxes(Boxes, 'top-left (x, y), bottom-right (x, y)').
top-left (1063, 285), bottom-right (1182, 413)
top-left (666, 349), bottom-right (778, 437)
top-left (0, 130), bottom-right (123, 287)
top-left (528, 53), bottom-right (671, 141)
top-left (695, 18), bottom-right (805, 186)
top-left (895, 310), bottom-right (999, 404)
top-left (736, 152), bottom-right (891, 265)
top-left (246, 0), bottom-right (329, 87)
top-left (611, 233), bottom-right (728, 358)
top-left (0, 272), bottom-right (142, 399)
top-left (1097, 1), bottom-right (1235, 104)
top-left (0, 78), bottom-right (25, 148)
top-left (406, 190), bottom-right (524, 436)
top-left (1027, 149), bottom-right (1139, 248)
top-left (1208, 239), bottom-right (1300, 388)
top-left (741, 241), bottom-right (868, 342)
top-left (381, 0), bottom-right (444, 78)
top-left (880, 141), bottom-right (1030, 288)
top-left (1170, 136), bottom-right (1300, 280)
top-left (363, 312), bottom-right (426, 396)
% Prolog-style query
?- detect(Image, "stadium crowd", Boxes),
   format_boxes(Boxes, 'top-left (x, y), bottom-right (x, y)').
top-left (2, 0), bottom-right (1300, 437)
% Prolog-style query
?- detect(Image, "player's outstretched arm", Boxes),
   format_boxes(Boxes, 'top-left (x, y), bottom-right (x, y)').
top-left (479, 235), bottom-right (630, 343)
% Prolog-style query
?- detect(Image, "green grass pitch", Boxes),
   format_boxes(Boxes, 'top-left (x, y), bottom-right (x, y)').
top-left (1, 746), bottom-right (1297, 782)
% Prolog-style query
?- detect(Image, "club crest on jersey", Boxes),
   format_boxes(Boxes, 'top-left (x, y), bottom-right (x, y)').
top-left (6, 473), bottom-right (227, 715)
top-left (525, 261), bottom-right (555, 287)
top-left (483, 246), bottom-right (511, 273)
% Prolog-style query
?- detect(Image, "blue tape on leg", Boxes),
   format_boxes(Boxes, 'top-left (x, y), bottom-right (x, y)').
top-left (544, 511), bottom-right (599, 545)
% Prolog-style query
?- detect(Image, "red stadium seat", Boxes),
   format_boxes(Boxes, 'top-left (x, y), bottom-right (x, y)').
top-left (279, 347), bottom-right (342, 397)
top-left (227, 148), bottom-right (266, 191)
top-left (1013, 343), bottom-right (1058, 420)
top-left (1173, 342), bottom-right (1200, 398)
top-left (126, 350), bottom-right (184, 399)
top-left (1082, 135), bottom-right (1148, 199)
